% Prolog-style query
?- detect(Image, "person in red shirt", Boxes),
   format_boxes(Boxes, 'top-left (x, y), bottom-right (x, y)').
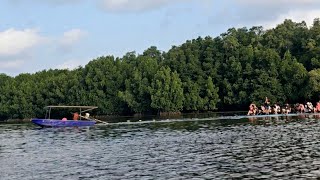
top-left (314, 102), bottom-right (320, 113)
top-left (73, 112), bottom-right (79, 120)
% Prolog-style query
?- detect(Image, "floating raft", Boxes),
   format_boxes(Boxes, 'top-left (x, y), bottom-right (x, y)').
top-left (219, 113), bottom-right (320, 120)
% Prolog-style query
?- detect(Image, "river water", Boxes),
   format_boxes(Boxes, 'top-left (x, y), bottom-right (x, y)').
top-left (1, 115), bottom-right (320, 179)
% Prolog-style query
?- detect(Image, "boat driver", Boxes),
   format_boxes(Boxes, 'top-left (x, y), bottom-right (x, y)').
top-left (73, 112), bottom-right (79, 120)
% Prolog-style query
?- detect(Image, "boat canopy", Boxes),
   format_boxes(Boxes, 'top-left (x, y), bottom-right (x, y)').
top-left (45, 105), bottom-right (98, 109)
top-left (44, 105), bottom-right (98, 119)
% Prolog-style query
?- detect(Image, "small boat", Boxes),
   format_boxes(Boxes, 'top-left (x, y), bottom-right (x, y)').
top-left (31, 119), bottom-right (96, 127)
top-left (31, 105), bottom-right (99, 127)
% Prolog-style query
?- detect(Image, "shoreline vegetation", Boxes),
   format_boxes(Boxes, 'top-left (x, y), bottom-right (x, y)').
top-left (1, 18), bottom-right (320, 120)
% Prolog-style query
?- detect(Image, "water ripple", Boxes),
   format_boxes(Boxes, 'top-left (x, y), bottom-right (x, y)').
top-left (1, 117), bottom-right (320, 179)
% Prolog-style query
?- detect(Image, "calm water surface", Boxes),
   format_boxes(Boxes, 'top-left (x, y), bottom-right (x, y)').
top-left (1, 116), bottom-right (320, 179)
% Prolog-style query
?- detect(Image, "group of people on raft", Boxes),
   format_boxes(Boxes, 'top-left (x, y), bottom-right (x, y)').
top-left (247, 97), bottom-right (320, 115)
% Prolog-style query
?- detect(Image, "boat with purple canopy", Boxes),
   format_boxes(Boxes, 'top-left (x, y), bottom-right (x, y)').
top-left (31, 105), bottom-right (100, 127)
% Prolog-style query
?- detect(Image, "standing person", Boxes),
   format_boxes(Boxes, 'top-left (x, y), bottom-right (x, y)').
top-left (73, 112), bottom-right (79, 120)
top-left (264, 97), bottom-right (271, 114)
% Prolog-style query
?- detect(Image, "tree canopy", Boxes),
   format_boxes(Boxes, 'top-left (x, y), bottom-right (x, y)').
top-left (1, 18), bottom-right (320, 119)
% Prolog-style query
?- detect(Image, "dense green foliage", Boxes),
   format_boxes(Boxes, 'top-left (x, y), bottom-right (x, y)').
top-left (1, 18), bottom-right (320, 119)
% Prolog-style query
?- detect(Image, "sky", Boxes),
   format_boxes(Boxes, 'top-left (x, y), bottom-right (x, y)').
top-left (1, 0), bottom-right (320, 76)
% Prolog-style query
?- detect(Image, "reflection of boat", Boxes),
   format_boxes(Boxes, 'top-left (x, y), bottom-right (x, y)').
top-left (31, 106), bottom-right (98, 127)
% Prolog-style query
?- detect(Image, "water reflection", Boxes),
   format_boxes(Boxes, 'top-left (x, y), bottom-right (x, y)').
top-left (1, 116), bottom-right (320, 179)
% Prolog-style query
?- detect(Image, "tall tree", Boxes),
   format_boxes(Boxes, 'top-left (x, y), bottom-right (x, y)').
top-left (150, 67), bottom-right (184, 113)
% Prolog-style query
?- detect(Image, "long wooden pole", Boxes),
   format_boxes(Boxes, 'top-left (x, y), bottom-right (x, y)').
top-left (79, 115), bottom-right (108, 125)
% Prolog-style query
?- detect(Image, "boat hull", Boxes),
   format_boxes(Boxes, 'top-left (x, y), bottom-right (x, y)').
top-left (31, 119), bottom-right (96, 127)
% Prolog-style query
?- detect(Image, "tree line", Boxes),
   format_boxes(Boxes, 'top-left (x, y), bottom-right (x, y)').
top-left (1, 18), bottom-right (320, 119)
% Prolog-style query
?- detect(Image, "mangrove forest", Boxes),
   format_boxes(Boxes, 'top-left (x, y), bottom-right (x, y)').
top-left (1, 18), bottom-right (320, 119)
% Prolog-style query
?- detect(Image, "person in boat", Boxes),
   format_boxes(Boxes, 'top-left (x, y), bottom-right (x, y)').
top-left (272, 103), bottom-right (281, 114)
top-left (314, 102), bottom-right (320, 113)
top-left (305, 102), bottom-right (314, 113)
top-left (263, 97), bottom-right (271, 114)
top-left (85, 113), bottom-right (90, 119)
top-left (282, 103), bottom-right (291, 114)
top-left (260, 105), bottom-right (269, 114)
top-left (271, 105), bottom-right (276, 114)
top-left (62, 117), bottom-right (67, 121)
top-left (73, 112), bottom-right (79, 120)
top-left (254, 104), bottom-right (259, 114)
top-left (300, 103), bottom-right (305, 113)
top-left (293, 103), bottom-right (299, 113)
top-left (296, 103), bottom-right (305, 113)
top-left (247, 103), bottom-right (257, 115)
